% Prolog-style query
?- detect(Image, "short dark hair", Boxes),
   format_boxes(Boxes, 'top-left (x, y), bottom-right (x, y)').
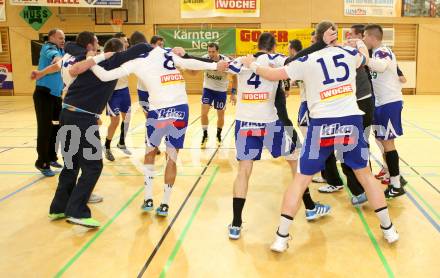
top-left (48, 29), bottom-right (60, 39)
top-left (76, 31), bottom-right (95, 49)
top-left (289, 39), bottom-right (302, 52)
top-left (311, 31), bottom-right (315, 36)
top-left (351, 24), bottom-right (365, 36)
top-left (365, 24), bottom-right (383, 40)
top-left (207, 42), bottom-right (219, 51)
top-left (257, 32), bottom-right (276, 52)
top-left (150, 35), bottom-right (164, 45)
top-left (114, 32), bottom-right (126, 39)
top-left (104, 38), bottom-right (124, 53)
top-left (315, 21), bottom-right (337, 43)
top-left (130, 31), bottom-right (147, 45)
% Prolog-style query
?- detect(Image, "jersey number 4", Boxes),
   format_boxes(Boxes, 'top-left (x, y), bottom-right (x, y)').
top-left (247, 73), bottom-right (261, 89)
top-left (316, 54), bottom-right (349, 85)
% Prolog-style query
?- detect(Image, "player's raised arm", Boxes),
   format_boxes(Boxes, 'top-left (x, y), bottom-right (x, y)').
top-left (241, 54), bottom-right (289, 81)
top-left (90, 59), bottom-right (135, 82)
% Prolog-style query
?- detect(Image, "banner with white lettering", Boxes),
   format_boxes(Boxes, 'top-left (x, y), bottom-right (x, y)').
top-left (181, 0), bottom-right (260, 18)
top-left (0, 0), bottom-right (5, 21)
top-left (157, 28), bottom-right (236, 56)
top-left (344, 0), bottom-right (396, 17)
top-left (10, 0), bottom-right (122, 8)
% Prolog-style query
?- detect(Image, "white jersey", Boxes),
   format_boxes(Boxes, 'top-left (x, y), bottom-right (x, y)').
top-left (284, 46), bottom-right (364, 119)
top-left (115, 76), bottom-right (129, 90)
top-left (56, 53), bottom-right (77, 93)
top-left (137, 79), bottom-right (148, 92)
top-left (370, 46), bottom-right (403, 107)
top-left (297, 81), bottom-right (307, 102)
top-left (202, 54), bottom-right (230, 92)
top-left (228, 53), bottom-right (286, 123)
top-left (90, 47), bottom-right (217, 110)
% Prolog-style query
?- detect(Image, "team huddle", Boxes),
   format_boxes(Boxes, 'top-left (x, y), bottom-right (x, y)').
top-left (33, 20), bottom-right (405, 253)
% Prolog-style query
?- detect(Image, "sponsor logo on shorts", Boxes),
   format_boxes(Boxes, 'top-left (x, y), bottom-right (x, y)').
top-left (320, 123), bottom-right (355, 146)
top-left (160, 73), bottom-right (185, 85)
top-left (241, 92), bottom-right (269, 103)
top-left (320, 84), bottom-right (353, 101)
top-left (239, 122), bottom-right (267, 136)
top-left (156, 108), bottom-right (186, 129)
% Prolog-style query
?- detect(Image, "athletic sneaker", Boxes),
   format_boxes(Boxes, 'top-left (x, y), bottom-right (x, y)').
top-left (384, 185), bottom-right (406, 199)
top-left (35, 165), bottom-right (55, 177)
top-left (141, 199), bottom-right (154, 212)
top-left (375, 167), bottom-right (389, 180)
top-left (381, 176), bottom-right (408, 187)
top-left (228, 224), bottom-right (242, 240)
top-left (50, 161), bottom-right (63, 168)
top-left (270, 232), bottom-right (291, 253)
top-left (156, 203), bottom-right (169, 217)
top-left (117, 143), bottom-right (132, 155)
top-left (66, 217), bottom-right (100, 228)
top-left (305, 202), bottom-right (331, 221)
top-left (104, 148), bottom-right (115, 161)
top-left (216, 133), bottom-right (222, 146)
top-left (312, 176), bottom-right (326, 183)
top-left (201, 134), bottom-right (208, 149)
top-left (88, 193), bottom-right (103, 204)
top-left (318, 184), bottom-right (344, 193)
top-left (381, 224), bottom-right (399, 243)
top-left (48, 212), bottom-right (66, 221)
top-left (351, 192), bottom-right (368, 207)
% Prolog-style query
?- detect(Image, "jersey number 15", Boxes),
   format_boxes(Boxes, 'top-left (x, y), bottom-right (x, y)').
top-left (316, 54), bottom-right (349, 85)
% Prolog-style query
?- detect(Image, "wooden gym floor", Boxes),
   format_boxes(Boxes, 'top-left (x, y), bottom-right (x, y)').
top-left (0, 94), bottom-right (439, 277)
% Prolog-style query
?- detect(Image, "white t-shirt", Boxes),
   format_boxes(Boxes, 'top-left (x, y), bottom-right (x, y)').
top-left (56, 53), bottom-right (77, 93)
top-left (370, 46), bottom-right (403, 107)
top-left (202, 54), bottom-right (231, 92)
top-left (284, 46), bottom-right (364, 119)
top-left (137, 79), bottom-right (148, 92)
top-left (90, 47), bottom-right (217, 110)
top-left (115, 76), bottom-right (129, 90)
top-left (228, 53), bottom-right (286, 123)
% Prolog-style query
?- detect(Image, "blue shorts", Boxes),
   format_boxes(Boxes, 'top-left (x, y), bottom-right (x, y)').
top-left (106, 87), bottom-right (131, 116)
top-left (298, 101), bottom-right (309, 127)
top-left (373, 101), bottom-right (403, 140)
top-left (202, 88), bottom-right (227, 110)
top-left (138, 90), bottom-right (149, 113)
top-left (235, 120), bottom-right (296, 161)
top-left (299, 115), bottom-right (369, 175)
top-left (146, 104), bottom-right (189, 149)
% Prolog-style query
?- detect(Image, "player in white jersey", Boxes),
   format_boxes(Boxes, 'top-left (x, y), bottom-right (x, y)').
top-left (200, 43), bottom-right (237, 148)
top-left (90, 46), bottom-right (229, 217)
top-left (104, 33), bottom-right (132, 161)
top-left (226, 33), bottom-right (330, 240)
top-left (243, 21), bottom-right (399, 252)
top-left (364, 24), bottom-right (405, 199)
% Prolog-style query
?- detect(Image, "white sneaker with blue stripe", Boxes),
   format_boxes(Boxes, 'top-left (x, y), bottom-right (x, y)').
top-left (270, 232), bottom-right (291, 253)
top-left (228, 224), bottom-right (242, 240)
top-left (305, 202), bottom-right (331, 221)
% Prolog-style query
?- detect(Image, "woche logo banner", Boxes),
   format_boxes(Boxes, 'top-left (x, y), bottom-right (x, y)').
top-left (181, 0), bottom-right (260, 18)
top-left (10, 0), bottom-right (122, 8)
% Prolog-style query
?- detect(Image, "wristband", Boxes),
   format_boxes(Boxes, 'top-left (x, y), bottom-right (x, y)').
top-left (249, 62), bottom-right (259, 72)
top-left (231, 88), bottom-right (237, 95)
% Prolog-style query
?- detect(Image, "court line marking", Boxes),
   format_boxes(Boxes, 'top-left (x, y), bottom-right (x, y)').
top-left (398, 157), bottom-right (439, 194)
top-left (136, 120), bottom-right (235, 277)
top-left (0, 176), bottom-right (46, 203)
top-left (159, 166), bottom-right (219, 277)
top-left (403, 119), bottom-right (440, 141)
top-left (371, 154), bottom-right (440, 232)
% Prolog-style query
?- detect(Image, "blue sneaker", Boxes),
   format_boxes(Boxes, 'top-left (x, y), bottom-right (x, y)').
top-left (305, 202), bottom-right (331, 221)
top-left (351, 192), bottom-right (368, 207)
top-left (141, 199), bottom-right (154, 212)
top-left (35, 165), bottom-right (55, 177)
top-left (228, 224), bottom-right (242, 240)
top-left (50, 161), bottom-right (63, 168)
top-left (156, 203), bottom-right (169, 217)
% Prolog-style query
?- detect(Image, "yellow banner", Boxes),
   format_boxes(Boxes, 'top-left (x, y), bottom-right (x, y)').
top-left (181, 0), bottom-right (260, 18)
top-left (236, 28), bottom-right (344, 56)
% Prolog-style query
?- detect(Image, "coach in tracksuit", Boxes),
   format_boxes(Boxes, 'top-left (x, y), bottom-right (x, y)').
top-left (49, 33), bottom-right (153, 228)
top-left (33, 29), bottom-right (65, 176)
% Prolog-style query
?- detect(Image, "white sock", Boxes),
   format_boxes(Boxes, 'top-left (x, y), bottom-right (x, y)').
top-left (143, 164), bottom-right (154, 201)
top-left (390, 175), bottom-right (401, 188)
top-left (278, 214), bottom-right (293, 236)
top-left (162, 184), bottom-right (173, 205)
top-left (375, 207), bottom-right (392, 229)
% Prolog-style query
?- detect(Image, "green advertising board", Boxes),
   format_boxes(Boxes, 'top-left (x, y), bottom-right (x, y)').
top-left (20, 6), bottom-right (52, 31)
top-left (157, 28), bottom-right (236, 56)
